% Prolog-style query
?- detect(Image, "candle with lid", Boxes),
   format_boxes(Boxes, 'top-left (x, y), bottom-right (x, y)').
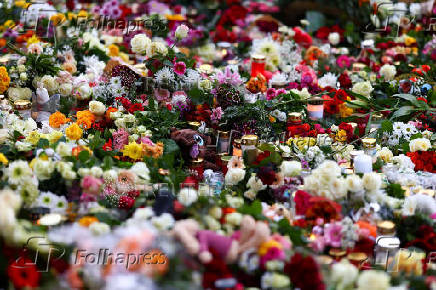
top-left (307, 97), bottom-right (324, 120)
top-left (251, 54), bottom-right (266, 77)
top-left (241, 134), bottom-right (258, 165)
top-left (362, 138), bottom-right (377, 158)
top-left (375, 220), bottom-right (400, 269)
top-left (232, 138), bottom-right (242, 157)
top-left (217, 130), bottom-right (230, 154)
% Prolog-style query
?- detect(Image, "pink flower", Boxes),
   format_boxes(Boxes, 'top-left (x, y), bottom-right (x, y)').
top-left (174, 61), bottom-right (186, 75)
top-left (336, 55), bottom-right (351, 68)
top-left (310, 236), bottom-right (326, 253)
top-left (211, 107), bottom-right (223, 123)
top-left (276, 88), bottom-right (287, 96)
top-left (112, 128), bottom-right (129, 151)
top-left (324, 222), bottom-right (342, 248)
top-left (154, 88), bottom-right (170, 102)
top-left (259, 247), bottom-right (285, 269)
top-left (81, 175), bottom-right (103, 195)
top-left (266, 88), bottom-right (277, 100)
top-left (138, 136), bottom-right (154, 146)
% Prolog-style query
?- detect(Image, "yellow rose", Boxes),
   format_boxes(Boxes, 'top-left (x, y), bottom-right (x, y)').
top-left (376, 147), bottom-right (393, 163)
top-left (65, 123), bottom-right (83, 141)
top-left (48, 130), bottom-right (63, 144)
top-left (25, 130), bottom-right (41, 145)
top-left (409, 138), bottom-right (431, 152)
top-left (122, 142), bottom-right (143, 160)
top-left (336, 129), bottom-right (347, 143)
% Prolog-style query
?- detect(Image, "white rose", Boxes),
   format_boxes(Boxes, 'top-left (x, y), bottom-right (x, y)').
top-left (0, 128), bottom-right (10, 144)
top-left (89, 100), bottom-right (106, 116)
top-left (204, 215), bottom-right (221, 231)
top-left (78, 167), bottom-right (91, 177)
top-left (244, 190), bottom-right (257, 200)
top-left (147, 41), bottom-right (168, 58)
top-left (90, 166), bottom-right (103, 178)
top-left (19, 72), bottom-right (27, 81)
top-left (225, 212), bottom-right (243, 226)
top-left (130, 34), bottom-right (151, 55)
top-left (133, 207), bottom-right (154, 220)
top-left (130, 162), bottom-right (150, 183)
top-left (89, 222), bottom-right (110, 236)
top-left (40, 75), bottom-right (58, 94)
top-left (280, 161), bottom-right (302, 177)
top-left (17, 64), bottom-right (26, 73)
top-left (76, 84), bottom-right (91, 100)
top-left (409, 138), bottom-right (431, 152)
top-left (362, 172), bottom-right (382, 191)
top-left (329, 178), bottom-right (347, 199)
top-left (346, 174), bottom-right (363, 192)
top-left (151, 213), bottom-right (175, 230)
top-left (0, 189), bottom-right (22, 210)
top-left (58, 83), bottom-right (73, 96)
top-left (225, 168), bottom-right (246, 186)
top-left (246, 174), bottom-right (266, 192)
top-left (331, 260), bottom-right (358, 289)
top-left (178, 187), bottom-right (198, 206)
top-left (376, 147), bottom-right (393, 163)
top-left (56, 142), bottom-right (72, 157)
top-left (226, 196), bottom-right (244, 208)
top-left (352, 81), bottom-right (374, 98)
top-left (328, 32), bottom-right (340, 45)
top-left (357, 270), bottom-right (390, 290)
top-left (175, 24), bottom-right (189, 39)
top-left (379, 64), bottom-right (396, 81)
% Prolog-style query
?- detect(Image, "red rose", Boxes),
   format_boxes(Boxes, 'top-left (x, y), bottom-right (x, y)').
top-left (338, 73), bottom-right (352, 89)
top-left (257, 166), bottom-right (276, 185)
top-left (293, 27), bottom-right (312, 48)
top-left (284, 252), bottom-right (325, 290)
top-left (294, 190), bottom-right (313, 215)
top-left (316, 26), bottom-right (330, 40)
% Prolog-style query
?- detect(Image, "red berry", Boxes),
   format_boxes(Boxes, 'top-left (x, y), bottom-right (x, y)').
top-left (118, 196), bottom-right (135, 209)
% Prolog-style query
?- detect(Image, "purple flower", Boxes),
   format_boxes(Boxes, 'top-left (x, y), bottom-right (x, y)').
top-left (214, 67), bottom-right (243, 86)
top-left (324, 222), bottom-right (343, 248)
top-left (110, 7), bottom-right (122, 19)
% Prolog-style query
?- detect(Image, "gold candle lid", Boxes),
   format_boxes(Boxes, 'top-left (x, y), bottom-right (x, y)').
top-left (288, 112), bottom-right (302, 122)
top-left (329, 248), bottom-right (347, 258)
top-left (316, 255), bottom-right (334, 265)
top-left (218, 130), bottom-right (229, 138)
top-left (362, 138), bottom-right (376, 148)
top-left (233, 138), bottom-right (241, 145)
top-left (308, 97), bottom-right (324, 105)
top-left (377, 220), bottom-right (396, 235)
top-left (347, 252), bottom-right (367, 263)
top-left (372, 112), bottom-right (384, 120)
top-left (190, 157), bottom-right (204, 164)
top-left (241, 134), bottom-right (258, 146)
top-left (251, 53), bottom-right (266, 62)
top-left (188, 121), bottom-right (201, 130)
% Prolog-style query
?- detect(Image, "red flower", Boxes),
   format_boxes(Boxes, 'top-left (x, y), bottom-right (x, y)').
top-left (127, 103), bottom-right (144, 114)
top-left (293, 27), bottom-right (312, 48)
top-left (315, 26), bottom-right (330, 40)
top-left (253, 151), bottom-right (271, 165)
top-left (305, 196), bottom-right (342, 223)
top-left (118, 195), bottom-right (135, 209)
top-left (284, 252), bottom-right (325, 290)
top-left (334, 89), bottom-right (348, 103)
top-left (257, 166), bottom-right (276, 185)
top-left (294, 190), bottom-right (313, 215)
top-left (8, 257), bottom-right (41, 289)
top-left (338, 73), bottom-right (352, 89)
top-left (102, 139), bottom-right (113, 151)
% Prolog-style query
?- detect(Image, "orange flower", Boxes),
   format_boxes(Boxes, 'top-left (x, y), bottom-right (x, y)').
top-left (49, 111), bottom-right (69, 128)
top-left (142, 142), bottom-right (164, 158)
top-left (78, 216), bottom-right (98, 227)
top-left (0, 66), bottom-right (10, 94)
top-left (246, 75), bottom-right (267, 93)
top-left (76, 110), bottom-right (95, 129)
top-left (0, 38), bottom-right (6, 47)
top-left (105, 107), bottom-right (117, 120)
top-left (72, 145), bottom-right (93, 158)
top-left (107, 44), bottom-right (119, 57)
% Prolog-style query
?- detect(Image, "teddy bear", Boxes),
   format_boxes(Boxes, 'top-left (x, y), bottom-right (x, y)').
top-left (172, 215), bottom-right (271, 264)
top-left (170, 128), bottom-right (220, 171)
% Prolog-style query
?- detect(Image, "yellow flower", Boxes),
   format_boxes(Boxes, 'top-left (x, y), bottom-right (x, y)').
top-left (291, 137), bottom-right (316, 151)
top-left (25, 130), bottom-right (41, 145)
top-left (29, 155), bottom-right (49, 169)
top-left (26, 35), bottom-right (40, 46)
top-left (0, 153), bottom-right (8, 165)
top-left (338, 97), bottom-right (353, 118)
top-left (48, 130), bottom-right (64, 144)
top-left (78, 216), bottom-right (98, 227)
top-left (0, 66), bottom-right (10, 94)
top-left (77, 10), bottom-right (88, 18)
top-left (14, 0), bottom-right (30, 8)
top-left (67, 12), bottom-right (77, 21)
top-left (107, 44), bottom-right (119, 57)
top-left (269, 115), bottom-right (276, 123)
top-left (50, 13), bottom-right (66, 26)
top-left (165, 14), bottom-right (186, 21)
top-left (123, 142), bottom-right (143, 160)
top-left (336, 129), bottom-right (347, 143)
top-left (119, 52), bottom-right (129, 63)
top-left (4, 20), bottom-right (15, 29)
top-left (258, 239), bottom-right (282, 256)
top-left (404, 36), bottom-right (416, 47)
top-left (65, 123), bottom-right (83, 141)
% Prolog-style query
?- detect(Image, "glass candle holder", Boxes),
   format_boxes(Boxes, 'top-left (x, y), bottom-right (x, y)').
top-left (241, 134), bottom-right (258, 165)
top-left (307, 97), bottom-right (324, 120)
top-left (232, 138), bottom-right (242, 157)
top-left (217, 131), bottom-right (230, 154)
top-left (189, 157), bottom-right (204, 180)
top-left (362, 138), bottom-right (377, 158)
top-left (251, 54), bottom-right (266, 77)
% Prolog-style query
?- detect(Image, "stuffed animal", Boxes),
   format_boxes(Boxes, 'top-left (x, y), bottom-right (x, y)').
top-left (173, 215), bottom-right (271, 264)
top-left (170, 128), bottom-right (220, 171)
top-left (31, 82), bottom-right (60, 124)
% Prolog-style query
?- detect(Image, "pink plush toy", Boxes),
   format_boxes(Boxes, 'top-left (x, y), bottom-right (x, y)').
top-left (173, 215), bottom-right (271, 264)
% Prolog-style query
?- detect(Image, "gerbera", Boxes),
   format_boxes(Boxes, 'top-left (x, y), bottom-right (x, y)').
top-left (174, 61), bottom-right (186, 75)
top-left (8, 257), bottom-right (40, 289)
top-left (227, 156), bottom-right (245, 169)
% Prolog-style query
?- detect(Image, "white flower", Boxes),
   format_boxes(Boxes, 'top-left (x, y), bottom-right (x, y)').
top-left (175, 24), bottom-right (189, 39)
top-left (376, 147), bottom-right (393, 163)
top-left (130, 34), bottom-right (151, 55)
top-left (154, 67), bottom-right (175, 84)
top-left (58, 83), bottom-right (72, 96)
top-left (346, 175), bottom-right (363, 192)
top-left (133, 207), bottom-right (154, 220)
top-left (261, 272), bottom-right (290, 289)
top-left (15, 141), bottom-right (32, 151)
top-left (225, 168), bottom-right (246, 186)
top-left (352, 81), bottom-right (374, 98)
top-left (226, 196), bottom-right (244, 208)
top-left (6, 160), bottom-right (33, 185)
top-left (291, 87), bottom-right (311, 99)
top-left (402, 195), bottom-right (417, 216)
top-left (56, 142), bottom-right (72, 157)
top-left (247, 174), bottom-right (266, 192)
top-left (147, 41), bottom-right (168, 57)
top-left (151, 213), bottom-right (175, 230)
top-left (329, 178), bottom-right (348, 199)
top-left (103, 170), bottom-right (118, 183)
top-left (89, 222), bottom-right (110, 236)
top-left (0, 128), bottom-right (9, 144)
top-left (280, 160), bottom-right (302, 177)
top-left (178, 187), bottom-right (198, 206)
top-left (318, 72), bottom-right (337, 88)
top-left (52, 195), bottom-right (68, 213)
top-left (33, 158), bottom-right (55, 180)
top-left (90, 166), bottom-right (103, 178)
top-left (40, 75), bottom-right (58, 94)
top-left (403, 194), bottom-right (436, 216)
top-left (225, 212), bottom-right (243, 226)
top-left (362, 172), bottom-right (382, 191)
top-left (36, 191), bottom-right (57, 208)
top-left (357, 270), bottom-right (390, 290)
top-left (379, 64), bottom-right (396, 81)
top-left (76, 83), bottom-right (91, 100)
top-left (409, 138), bottom-right (431, 152)
top-left (328, 32), bottom-right (341, 45)
top-left (89, 100), bottom-right (106, 116)
top-left (244, 190), bottom-right (257, 200)
top-left (204, 215), bottom-right (221, 231)
top-left (209, 207), bottom-right (222, 219)
top-left (129, 162), bottom-right (150, 183)
top-left (331, 259), bottom-right (358, 290)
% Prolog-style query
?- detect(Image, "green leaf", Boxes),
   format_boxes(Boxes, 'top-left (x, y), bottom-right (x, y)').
top-left (238, 200), bottom-right (262, 216)
top-left (386, 183), bottom-right (405, 199)
top-left (381, 120), bottom-right (393, 132)
top-left (37, 138), bottom-right (50, 148)
top-left (277, 219), bottom-right (306, 246)
top-left (390, 106), bottom-right (415, 120)
top-left (78, 150), bottom-right (90, 163)
top-left (102, 156), bottom-right (113, 171)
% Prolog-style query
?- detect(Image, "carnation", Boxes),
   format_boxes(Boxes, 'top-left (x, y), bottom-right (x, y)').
top-left (379, 64), bottom-right (396, 81)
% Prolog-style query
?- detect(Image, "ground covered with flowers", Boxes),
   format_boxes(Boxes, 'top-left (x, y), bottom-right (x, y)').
top-left (0, 0), bottom-right (436, 289)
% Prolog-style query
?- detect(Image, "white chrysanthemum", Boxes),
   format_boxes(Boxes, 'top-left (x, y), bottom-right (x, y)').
top-left (357, 270), bottom-right (390, 290)
top-left (33, 158), bottom-right (55, 180)
top-left (318, 72), bottom-right (338, 88)
top-left (171, 92), bottom-right (188, 105)
top-left (178, 187), bottom-right (198, 206)
top-left (183, 69), bottom-right (200, 87)
top-left (154, 67), bottom-right (175, 84)
top-left (36, 191), bottom-right (57, 208)
top-left (52, 195), bottom-right (68, 213)
top-left (7, 161), bottom-right (33, 185)
top-left (252, 36), bottom-right (280, 57)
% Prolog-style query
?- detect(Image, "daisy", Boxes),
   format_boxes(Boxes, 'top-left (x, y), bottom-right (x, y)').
top-left (227, 156), bottom-right (245, 169)
top-left (174, 61), bottom-right (186, 76)
top-left (7, 160), bottom-right (33, 185)
top-left (36, 191), bottom-right (57, 208)
top-left (53, 195), bottom-right (68, 213)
